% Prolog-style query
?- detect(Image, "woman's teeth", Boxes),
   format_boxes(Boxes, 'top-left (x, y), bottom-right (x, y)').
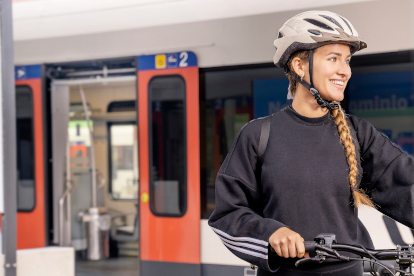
top-left (330, 80), bottom-right (344, 86)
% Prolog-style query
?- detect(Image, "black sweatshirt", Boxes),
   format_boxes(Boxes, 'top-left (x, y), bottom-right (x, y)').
top-left (208, 105), bottom-right (414, 273)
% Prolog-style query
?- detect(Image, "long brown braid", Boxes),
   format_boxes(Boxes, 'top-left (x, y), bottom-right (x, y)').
top-left (286, 50), bottom-right (376, 208)
top-left (330, 107), bottom-right (375, 208)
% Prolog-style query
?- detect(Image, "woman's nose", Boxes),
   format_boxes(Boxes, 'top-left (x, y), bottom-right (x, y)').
top-left (337, 61), bottom-right (351, 78)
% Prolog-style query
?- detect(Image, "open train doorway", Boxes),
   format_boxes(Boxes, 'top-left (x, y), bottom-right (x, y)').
top-left (47, 57), bottom-right (140, 276)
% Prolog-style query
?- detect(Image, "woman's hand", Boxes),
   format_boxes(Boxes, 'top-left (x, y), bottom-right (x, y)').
top-left (269, 227), bottom-right (309, 258)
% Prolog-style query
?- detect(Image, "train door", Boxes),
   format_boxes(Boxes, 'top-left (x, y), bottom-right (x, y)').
top-left (45, 58), bottom-right (141, 275)
top-left (49, 75), bottom-right (139, 275)
top-left (15, 65), bottom-right (47, 249)
top-left (137, 52), bottom-right (200, 275)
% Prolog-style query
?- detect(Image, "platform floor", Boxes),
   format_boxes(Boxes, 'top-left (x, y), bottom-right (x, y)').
top-left (76, 257), bottom-right (139, 276)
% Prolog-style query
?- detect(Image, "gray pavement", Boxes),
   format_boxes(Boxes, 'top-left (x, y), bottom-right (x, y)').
top-left (76, 257), bottom-right (139, 276)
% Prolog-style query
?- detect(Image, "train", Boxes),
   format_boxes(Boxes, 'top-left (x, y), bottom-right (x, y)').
top-left (9, 0), bottom-right (414, 275)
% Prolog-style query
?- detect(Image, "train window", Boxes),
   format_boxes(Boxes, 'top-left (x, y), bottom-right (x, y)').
top-left (148, 75), bottom-right (187, 217)
top-left (108, 123), bottom-right (138, 200)
top-left (16, 85), bottom-right (35, 212)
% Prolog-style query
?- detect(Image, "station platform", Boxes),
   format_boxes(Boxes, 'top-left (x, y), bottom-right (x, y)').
top-left (76, 257), bottom-right (138, 276)
top-left (0, 247), bottom-right (74, 276)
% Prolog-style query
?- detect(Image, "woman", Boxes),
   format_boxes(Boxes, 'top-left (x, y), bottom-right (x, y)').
top-left (208, 10), bottom-right (414, 275)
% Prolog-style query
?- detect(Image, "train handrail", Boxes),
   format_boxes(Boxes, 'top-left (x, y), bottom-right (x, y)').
top-left (58, 179), bottom-right (74, 246)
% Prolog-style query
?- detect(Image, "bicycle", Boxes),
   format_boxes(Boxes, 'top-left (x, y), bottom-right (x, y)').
top-left (296, 233), bottom-right (414, 276)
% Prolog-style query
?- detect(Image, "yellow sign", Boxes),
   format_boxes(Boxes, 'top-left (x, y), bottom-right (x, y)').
top-left (155, 55), bottom-right (166, 69)
top-left (141, 192), bottom-right (149, 203)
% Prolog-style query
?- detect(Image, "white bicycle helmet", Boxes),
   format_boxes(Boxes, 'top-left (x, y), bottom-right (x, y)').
top-left (273, 11), bottom-right (367, 109)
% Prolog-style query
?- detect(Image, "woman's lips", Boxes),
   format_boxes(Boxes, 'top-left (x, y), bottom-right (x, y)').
top-left (329, 80), bottom-right (345, 90)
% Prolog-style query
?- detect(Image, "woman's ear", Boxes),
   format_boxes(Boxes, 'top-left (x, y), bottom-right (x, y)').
top-left (291, 57), bottom-right (306, 77)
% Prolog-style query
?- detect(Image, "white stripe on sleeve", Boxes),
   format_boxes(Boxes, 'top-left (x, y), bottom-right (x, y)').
top-left (211, 227), bottom-right (268, 247)
top-left (222, 240), bottom-right (268, 260)
top-left (217, 235), bottom-right (268, 254)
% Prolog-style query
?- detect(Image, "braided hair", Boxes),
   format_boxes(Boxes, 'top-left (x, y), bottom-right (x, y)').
top-left (286, 50), bottom-right (375, 208)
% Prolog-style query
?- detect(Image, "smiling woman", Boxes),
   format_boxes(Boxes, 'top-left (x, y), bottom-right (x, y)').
top-left (208, 10), bottom-right (414, 276)
top-left (289, 43), bottom-right (353, 115)
top-left (312, 45), bottom-right (352, 100)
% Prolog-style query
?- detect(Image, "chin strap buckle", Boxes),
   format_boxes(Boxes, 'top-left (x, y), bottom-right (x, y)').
top-left (309, 88), bottom-right (319, 96)
top-left (309, 88), bottom-right (339, 110)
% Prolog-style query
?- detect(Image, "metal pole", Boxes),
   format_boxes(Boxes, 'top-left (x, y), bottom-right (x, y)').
top-left (58, 183), bottom-right (73, 246)
top-left (79, 86), bottom-right (97, 207)
top-left (0, 0), bottom-right (17, 275)
top-left (66, 138), bottom-right (71, 245)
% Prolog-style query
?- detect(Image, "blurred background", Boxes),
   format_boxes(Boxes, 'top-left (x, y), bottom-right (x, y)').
top-left (7, 0), bottom-right (414, 275)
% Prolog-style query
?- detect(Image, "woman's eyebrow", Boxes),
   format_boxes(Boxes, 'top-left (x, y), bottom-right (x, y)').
top-left (326, 52), bottom-right (352, 58)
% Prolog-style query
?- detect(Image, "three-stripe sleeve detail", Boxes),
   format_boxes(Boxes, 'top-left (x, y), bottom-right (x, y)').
top-left (211, 227), bottom-right (268, 246)
top-left (211, 227), bottom-right (269, 260)
top-left (222, 240), bottom-right (268, 259)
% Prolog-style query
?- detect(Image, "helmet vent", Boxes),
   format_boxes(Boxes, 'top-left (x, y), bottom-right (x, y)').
top-left (303, 18), bottom-right (334, 31)
top-left (278, 32), bottom-right (283, 38)
top-left (318, 14), bottom-right (344, 30)
top-left (308, 30), bottom-right (321, 36)
top-left (337, 15), bottom-right (354, 35)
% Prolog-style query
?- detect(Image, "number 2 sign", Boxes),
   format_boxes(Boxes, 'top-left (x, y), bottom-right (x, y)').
top-left (140, 51), bottom-right (197, 71)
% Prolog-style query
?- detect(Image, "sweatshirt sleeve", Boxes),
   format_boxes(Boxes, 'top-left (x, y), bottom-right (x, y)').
top-left (208, 119), bottom-right (287, 272)
top-left (349, 115), bottom-right (414, 229)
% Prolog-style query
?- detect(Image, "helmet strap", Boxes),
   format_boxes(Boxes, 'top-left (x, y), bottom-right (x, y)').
top-left (287, 49), bottom-right (339, 110)
top-left (308, 49), bottom-right (316, 88)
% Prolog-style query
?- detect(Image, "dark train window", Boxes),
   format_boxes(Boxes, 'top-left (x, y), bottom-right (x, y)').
top-left (148, 75), bottom-right (187, 217)
top-left (16, 85), bottom-right (35, 212)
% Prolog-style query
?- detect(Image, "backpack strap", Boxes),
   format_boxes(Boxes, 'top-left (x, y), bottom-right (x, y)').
top-left (257, 114), bottom-right (273, 167)
top-left (250, 114), bottom-right (273, 271)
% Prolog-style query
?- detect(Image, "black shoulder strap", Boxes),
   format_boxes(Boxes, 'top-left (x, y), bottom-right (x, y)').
top-left (257, 114), bottom-right (273, 167)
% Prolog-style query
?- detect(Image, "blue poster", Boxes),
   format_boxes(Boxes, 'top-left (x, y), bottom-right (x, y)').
top-left (348, 71), bottom-right (414, 117)
top-left (348, 71), bottom-right (414, 156)
top-left (253, 79), bottom-right (290, 118)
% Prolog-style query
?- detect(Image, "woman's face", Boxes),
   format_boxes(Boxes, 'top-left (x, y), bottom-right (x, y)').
top-left (312, 43), bottom-right (352, 102)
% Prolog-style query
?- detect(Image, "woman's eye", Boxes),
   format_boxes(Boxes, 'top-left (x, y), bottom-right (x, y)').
top-left (346, 60), bottom-right (351, 65)
top-left (329, 57), bottom-right (337, 62)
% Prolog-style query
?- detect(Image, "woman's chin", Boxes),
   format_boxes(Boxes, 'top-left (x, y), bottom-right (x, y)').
top-left (324, 92), bottom-right (344, 102)
top-left (331, 97), bottom-right (344, 102)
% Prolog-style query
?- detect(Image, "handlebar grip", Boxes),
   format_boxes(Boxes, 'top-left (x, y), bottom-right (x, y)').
top-left (270, 241), bottom-right (316, 253)
top-left (304, 241), bottom-right (316, 253)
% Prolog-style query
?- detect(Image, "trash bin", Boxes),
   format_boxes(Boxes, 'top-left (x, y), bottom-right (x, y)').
top-left (82, 207), bottom-right (111, 260)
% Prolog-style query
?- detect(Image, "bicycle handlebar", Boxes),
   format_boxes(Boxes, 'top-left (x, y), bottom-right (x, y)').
top-left (270, 233), bottom-right (413, 275)
top-left (304, 241), bottom-right (400, 260)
